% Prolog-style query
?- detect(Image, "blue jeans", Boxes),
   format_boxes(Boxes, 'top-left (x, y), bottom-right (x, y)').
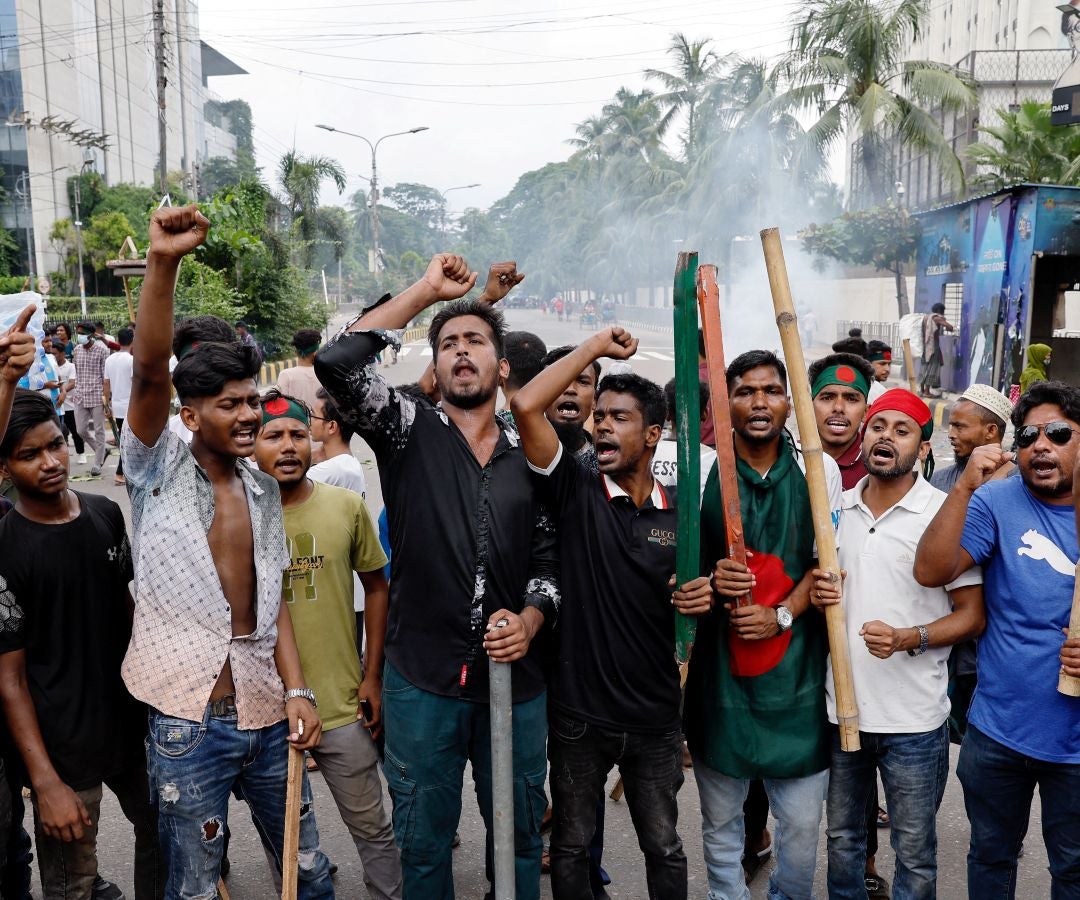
top-left (825, 725), bottom-right (949, 900)
top-left (547, 711), bottom-right (685, 899)
top-left (957, 724), bottom-right (1080, 899)
top-left (381, 662), bottom-right (547, 900)
top-left (147, 707), bottom-right (334, 900)
top-left (693, 760), bottom-right (828, 900)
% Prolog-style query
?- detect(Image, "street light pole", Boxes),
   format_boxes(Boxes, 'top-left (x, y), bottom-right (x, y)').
top-left (14, 173), bottom-right (33, 293)
top-left (439, 183), bottom-right (480, 241)
top-left (315, 124), bottom-right (429, 276)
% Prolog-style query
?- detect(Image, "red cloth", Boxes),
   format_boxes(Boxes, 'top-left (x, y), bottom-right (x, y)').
top-left (865, 388), bottom-right (932, 429)
top-left (728, 550), bottom-right (794, 677)
top-left (698, 361), bottom-right (716, 447)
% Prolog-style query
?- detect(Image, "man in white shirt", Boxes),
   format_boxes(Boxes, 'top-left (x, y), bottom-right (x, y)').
top-left (49, 344), bottom-right (81, 460)
top-left (652, 378), bottom-right (715, 500)
top-left (103, 327), bottom-right (134, 485)
top-left (812, 388), bottom-right (984, 900)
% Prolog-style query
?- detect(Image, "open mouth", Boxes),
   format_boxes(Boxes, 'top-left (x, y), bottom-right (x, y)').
top-left (555, 400), bottom-right (580, 420)
top-left (276, 457), bottom-right (301, 472)
top-left (825, 416), bottom-right (850, 435)
top-left (1031, 457), bottom-right (1058, 477)
top-left (453, 361), bottom-right (478, 378)
top-left (870, 442), bottom-right (896, 462)
top-left (595, 440), bottom-right (618, 463)
top-left (234, 428), bottom-right (256, 446)
top-left (746, 414), bottom-right (774, 430)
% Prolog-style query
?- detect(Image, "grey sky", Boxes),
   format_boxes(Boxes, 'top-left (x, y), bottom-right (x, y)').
top-left (199, 0), bottom-right (810, 211)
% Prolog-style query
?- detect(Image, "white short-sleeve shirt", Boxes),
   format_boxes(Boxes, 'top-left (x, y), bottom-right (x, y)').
top-left (825, 473), bottom-right (983, 733)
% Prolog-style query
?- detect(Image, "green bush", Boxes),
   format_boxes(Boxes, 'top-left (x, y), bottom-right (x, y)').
top-left (0, 275), bottom-right (27, 295)
top-left (173, 259), bottom-right (247, 322)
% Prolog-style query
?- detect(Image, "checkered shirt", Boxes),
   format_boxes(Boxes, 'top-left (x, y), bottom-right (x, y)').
top-left (120, 424), bottom-right (290, 728)
top-left (72, 340), bottom-right (110, 408)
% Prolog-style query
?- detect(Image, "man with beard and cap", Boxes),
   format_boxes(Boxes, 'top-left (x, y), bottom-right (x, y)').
top-left (811, 388), bottom-right (985, 900)
top-left (314, 256), bottom-right (559, 900)
top-left (683, 350), bottom-right (842, 900)
top-left (254, 391), bottom-right (402, 900)
top-left (931, 384), bottom-right (1015, 494)
top-left (809, 353), bottom-right (876, 490)
top-left (930, 384), bottom-right (1015, 743)
top-left (510, 327), bottom-right (712, 899)
top-left (915, 380), bottom-right (1080, 897)
top-left (865, 341), bottom-right (892, 403)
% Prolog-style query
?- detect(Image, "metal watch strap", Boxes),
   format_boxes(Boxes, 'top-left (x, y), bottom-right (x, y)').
top-left (906, 625), bottom-right (930, 657)
top-left (284, 687), bottom-right (317, 707)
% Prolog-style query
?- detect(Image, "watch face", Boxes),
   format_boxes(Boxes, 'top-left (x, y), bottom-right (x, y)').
top-left (776, 607), bottom-right (793, 630)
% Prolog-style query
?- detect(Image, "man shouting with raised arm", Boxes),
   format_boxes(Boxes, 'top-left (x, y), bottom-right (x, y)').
top-left (510, 327), bottom-right (711, 899)
top-left (315, 258), bottom-right (559, 900)
top-left (122, 206), bottom-right (333, 900)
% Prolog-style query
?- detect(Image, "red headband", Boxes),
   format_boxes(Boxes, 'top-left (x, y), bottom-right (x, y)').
top-left (865, 388), bottom-right (932, 431)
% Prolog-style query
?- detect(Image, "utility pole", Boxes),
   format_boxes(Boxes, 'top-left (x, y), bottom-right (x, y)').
top-left (369, 147), bottom-right (379, 275)
top-left (153, 0), bottom-right (168, 195)
top-left (14, 173), bottom-right (34, 292)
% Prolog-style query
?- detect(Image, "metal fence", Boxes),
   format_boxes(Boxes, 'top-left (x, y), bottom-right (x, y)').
top-left (836, 320), bottom-right (901, 348)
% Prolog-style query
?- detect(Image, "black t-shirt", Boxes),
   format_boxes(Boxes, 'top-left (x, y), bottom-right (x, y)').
top-left (0, 492), bottom-right (145, 790)
top-left (535, 445), bottom-right (682, 733)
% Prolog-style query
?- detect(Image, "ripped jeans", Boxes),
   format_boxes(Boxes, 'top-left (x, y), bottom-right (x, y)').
top-left (147, 707), bottom-right (335, 900)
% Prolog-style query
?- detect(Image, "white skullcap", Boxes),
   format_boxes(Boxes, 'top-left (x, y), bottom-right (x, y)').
top-left (959, 383), bottom-right (1013, 424)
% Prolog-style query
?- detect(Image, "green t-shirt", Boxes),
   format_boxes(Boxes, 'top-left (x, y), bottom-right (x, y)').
top-left (282, 480), bottom-right (388, 731)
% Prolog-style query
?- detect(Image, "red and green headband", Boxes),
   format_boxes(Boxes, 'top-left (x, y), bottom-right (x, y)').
top-left (811, 364), bottom-right (869, 399)
top-left (261, 394), bottom-right (309, 428)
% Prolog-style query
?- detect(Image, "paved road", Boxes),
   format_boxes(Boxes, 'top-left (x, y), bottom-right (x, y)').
top-left (66, 307), bottom-right (1053, 899)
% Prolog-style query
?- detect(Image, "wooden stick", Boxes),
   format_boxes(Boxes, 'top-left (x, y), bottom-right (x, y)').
top-left (673, 250), bottom-right (701, 674)
top-left (902, 338), bottom-right (918, 393)
top-left (760, 227), bottom-right (861, 752)
top-left (281, 744), bottom-right (303, 900)
top-left (696, 265), bottom-right (749, 606)
top-left (217, 878), bottom-right (231, 900)
top-left (1059, 560), bottom-right (1080, 696)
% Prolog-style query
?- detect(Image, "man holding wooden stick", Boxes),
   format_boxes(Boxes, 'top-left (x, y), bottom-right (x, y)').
top-left (510, 327), bottom-right (712, 899)
top-left (123, 207), bottom-right (333, 900)
top-left (683, 349), bottom-right (841, 900)
top-left (811, 388), bottom-right (985, 900)
top-left (914, 380), bottom-right (1080, 898)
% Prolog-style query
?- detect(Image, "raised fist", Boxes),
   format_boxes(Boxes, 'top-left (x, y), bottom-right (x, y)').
top-left (422, 254), bottom-right (478, 303)
top-left (148, 205), bottom-right (209, 260)
top-left (478, 262), bottom-right (525, 304)
top-left (588, 326), bottom-right (638, 361)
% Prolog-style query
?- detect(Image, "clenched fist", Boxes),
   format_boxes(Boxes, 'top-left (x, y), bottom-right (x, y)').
top-left (149, 205), bottom-right (209, 260)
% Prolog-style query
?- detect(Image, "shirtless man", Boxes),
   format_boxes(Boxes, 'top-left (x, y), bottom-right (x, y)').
top-left (121, 206), bottom-right (334, 900)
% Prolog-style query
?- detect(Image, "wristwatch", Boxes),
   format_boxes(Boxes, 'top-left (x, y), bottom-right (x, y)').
top-left (284, 688), bottom-right (317, 707)
top-left (775, 606), bottom-right (793, 634)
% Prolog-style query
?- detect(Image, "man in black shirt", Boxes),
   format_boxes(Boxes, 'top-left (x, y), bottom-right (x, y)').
top-left (315, 256), bottom-right (559, 900)
top-left (0, 390), bottom-right (161, 899)
top-left (510, 328), bottom-right (712, 900)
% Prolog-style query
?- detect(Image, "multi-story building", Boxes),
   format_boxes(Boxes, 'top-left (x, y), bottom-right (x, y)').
top-left (0, 0), bottom-right (245, 283)
top-left (847, 0), bottom-right (1072, 211)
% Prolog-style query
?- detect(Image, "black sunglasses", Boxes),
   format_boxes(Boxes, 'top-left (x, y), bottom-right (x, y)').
top-left (1014, 421), bottom-right (1080, 449)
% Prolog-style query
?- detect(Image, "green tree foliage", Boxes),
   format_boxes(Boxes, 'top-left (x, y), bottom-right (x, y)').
top-left (384, 183), bottom-right (447, 229)
top-left (645, 32), bottom-right (725, 161)
top-left (800, 202), bottom-right (920, 315)
top-left (277, 150), bottom-right (347, 268)
top-left (965, 101), bottom-right (1080, 191)
top-left (783, 0), bottom-right (975, 206)
top-left (174, 259), bottom-right (246, 321)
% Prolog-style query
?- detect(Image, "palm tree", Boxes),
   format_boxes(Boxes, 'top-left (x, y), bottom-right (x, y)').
top-left (783, 0), bottom-right (975, 206)
top-left (966, 101), bottom-right (1080, 190)
top-left (645, 32), bottom-right (726, 161)
top-left (277, 150), bottom-right (347, 267)
top-left (597, 87), bottom-right (665, 164)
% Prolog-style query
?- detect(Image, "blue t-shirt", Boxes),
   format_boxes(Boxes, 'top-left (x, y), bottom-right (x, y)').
top-left (961, 477), bottom-right (1079, 763)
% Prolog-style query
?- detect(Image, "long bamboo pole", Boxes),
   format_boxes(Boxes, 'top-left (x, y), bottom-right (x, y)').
top-left (281, 744), bottom-right (303, 900)
top-left (696, 264), bottom-right (749, 605)
top-left (760, 228), bottom-right (860, 752)
top-left (902, 338), bottom-right (918, 393)
top-left (1059, 561), bottom-right (1080, 696)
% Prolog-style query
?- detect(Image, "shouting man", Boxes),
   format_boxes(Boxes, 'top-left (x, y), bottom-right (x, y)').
top-left (809, 353), bottom-right (875, 490)
top-left (315, 257), bottom-right (558, 899)
top-left (123, 206), bottom-right (333, 899)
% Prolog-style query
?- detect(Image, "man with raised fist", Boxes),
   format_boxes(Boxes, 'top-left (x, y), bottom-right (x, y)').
top-left (122, 206), bottom-right (333, 900)
top-left (316, 258), bottom-right (559, 899)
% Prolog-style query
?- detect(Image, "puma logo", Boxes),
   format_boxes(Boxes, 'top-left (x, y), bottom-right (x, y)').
top-left (1017, 529), bottom-right (1077, 576)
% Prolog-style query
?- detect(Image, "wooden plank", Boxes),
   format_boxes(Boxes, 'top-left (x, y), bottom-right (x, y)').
top-left (673, 250), bottom-right (701, 673)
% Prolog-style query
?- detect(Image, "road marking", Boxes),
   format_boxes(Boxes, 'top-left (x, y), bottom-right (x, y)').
top-left (421, 347), bottom-right (433, 357)
top-left (398, 347), bottom-right (411, 357)
top-left (638, 351), bottom-right (673, 361)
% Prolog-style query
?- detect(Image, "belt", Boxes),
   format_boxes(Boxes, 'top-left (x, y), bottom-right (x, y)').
top-left (208, 694), bottom-right (237, 717)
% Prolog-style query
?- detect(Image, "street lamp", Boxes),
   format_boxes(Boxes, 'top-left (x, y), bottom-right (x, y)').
top-left (439, 183), bottom-right (480, 238)
top-left (315, 123), bottom-right (429, 275)
top-left (72, 151), bottom-right (97, 316)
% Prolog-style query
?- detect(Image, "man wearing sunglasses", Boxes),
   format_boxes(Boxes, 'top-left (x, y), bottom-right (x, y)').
top-left (914, 380), bottom-right (1080, 898)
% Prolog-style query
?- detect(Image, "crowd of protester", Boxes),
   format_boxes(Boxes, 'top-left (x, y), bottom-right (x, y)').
top-left (0, 205), bottom-right (1073, 900)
